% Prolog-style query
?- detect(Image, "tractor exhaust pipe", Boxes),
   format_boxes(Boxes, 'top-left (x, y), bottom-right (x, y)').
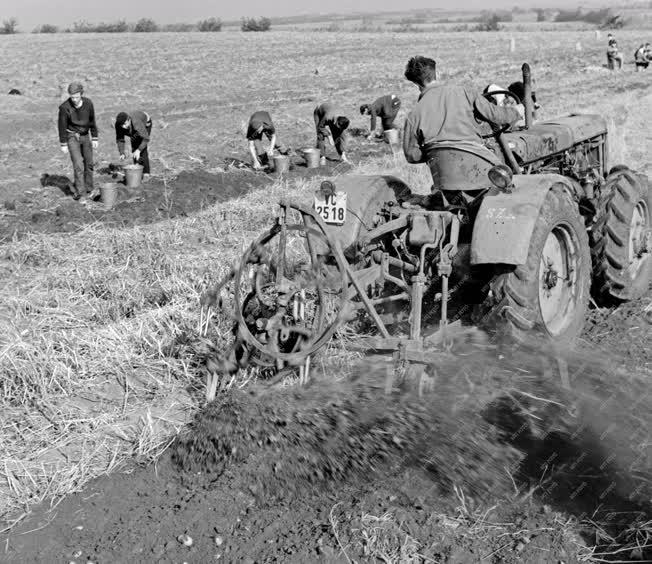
top-left (522, 63), bottom-right (534, 130)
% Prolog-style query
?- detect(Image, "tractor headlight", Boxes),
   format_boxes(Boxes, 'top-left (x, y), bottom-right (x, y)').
top-left (488, 164), bottom-right (514, 192)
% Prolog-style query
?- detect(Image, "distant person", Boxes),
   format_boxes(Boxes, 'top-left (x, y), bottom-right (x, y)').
top-left (607, 38), bottom-right (623, 70)
top-left (402, 56), bottom-right (520, 185)
top-left (635, 44), bottom-right (649, 71)
top-left (115, 110), bottom-right (152, 180)
top-left (313, 103), bottom-right (350, 165)
top-left (646, 43), bottom-right (652, 61)
top-left (57, 82), bottom-right (98, 201)
top-left (246, 111), bottom-right (288, 170)
top-left (359, 94), bottom-right (401, 139)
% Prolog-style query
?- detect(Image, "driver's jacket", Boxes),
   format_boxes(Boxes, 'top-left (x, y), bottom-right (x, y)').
top-left (403, 82), bottom-right (520, 164)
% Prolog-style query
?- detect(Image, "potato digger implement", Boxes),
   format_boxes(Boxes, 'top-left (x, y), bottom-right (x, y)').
top-left (200, 64), bottom-right (652, 399)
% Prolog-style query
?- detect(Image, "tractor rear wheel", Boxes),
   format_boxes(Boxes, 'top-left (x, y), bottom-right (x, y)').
top-left (591, 167), bottom-right (652, 304)
top-left (480, 185), bottom-right (592, 342)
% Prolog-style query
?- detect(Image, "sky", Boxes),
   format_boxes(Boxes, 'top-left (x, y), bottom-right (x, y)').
top-left (2, 0), bottom-right (597, 30)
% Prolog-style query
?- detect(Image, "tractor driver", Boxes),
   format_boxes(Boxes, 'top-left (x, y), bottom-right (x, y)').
top-left (402, 56), bottom-right (521, 193)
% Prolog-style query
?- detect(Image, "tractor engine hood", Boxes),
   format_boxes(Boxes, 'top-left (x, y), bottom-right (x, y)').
top-left (502, 114), bottom-right (607, 165)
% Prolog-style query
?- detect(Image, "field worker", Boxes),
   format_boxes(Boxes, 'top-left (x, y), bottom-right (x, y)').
top-left (646, 43), bottom-right (652, 60)
top-left (359, 94), bottom-right (401, 139)
top-left (402, 56), bottom-right (520, 186)
top-left (246, 110), bottom-right (288, 170)
top-left (607, 38), bottom-right (623, 70)
top-left (313, 102), bottom-right (350, 165)
top-left (635, 44), bottom-right (649, 71)
top-left (115, 111), bottom-right (152, 180)
top-left (57, 82), bottom-right (98, 201)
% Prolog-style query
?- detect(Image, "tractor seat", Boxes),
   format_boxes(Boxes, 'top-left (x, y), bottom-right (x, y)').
top-left (426, 146), bottom-right (501, 191)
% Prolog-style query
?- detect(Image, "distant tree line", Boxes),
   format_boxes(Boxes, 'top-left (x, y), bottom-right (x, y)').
top-left (2, 16), bottom-right (275, 34)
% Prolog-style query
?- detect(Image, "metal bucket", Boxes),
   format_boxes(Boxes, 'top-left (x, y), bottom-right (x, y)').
top-left (100, 182), bottom-right (119, 209)
top-left (273, 155), bottom-right (290, 173)
top-left (123, 164), bottom-right (144, 188)
top-left (384, 128), bottom-right (399, 144)
top-left (303, 148), bottom-right (321, 168)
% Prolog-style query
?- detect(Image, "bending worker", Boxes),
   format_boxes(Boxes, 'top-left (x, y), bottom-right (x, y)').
top-left (246, 110), bottom-right (288, 170)
top-left (402, 56), bottom-right (520, 192)
top-left (115, 110), bottom-right (152, 180)
top-left (313, 102), bottom-right (350, 165)
top-left (360, 94), bottom-right (401, 139)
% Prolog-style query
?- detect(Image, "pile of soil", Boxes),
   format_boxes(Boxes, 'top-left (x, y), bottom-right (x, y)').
top-left (4, 329), bottom-right (650, 563)
top-left (172, 366), bottom-right (519, 501)
top-left (0, 151), bottom-right (365, 242)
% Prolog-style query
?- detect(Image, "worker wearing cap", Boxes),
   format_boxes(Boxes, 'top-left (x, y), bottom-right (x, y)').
top-left (246, 111), bottom-right (288, 170)
top-left (57, 82), bottom-right (98, 200)
top-left (115, 110), bottom-right (152, 179)
top-left (360, 94), bottom-right (401, 140)
top-left (313, 102), bottom-right (350, 165)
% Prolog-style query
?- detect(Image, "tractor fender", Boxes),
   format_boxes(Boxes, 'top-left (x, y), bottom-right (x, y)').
top-left (471, 174), bottom-right (577, 266)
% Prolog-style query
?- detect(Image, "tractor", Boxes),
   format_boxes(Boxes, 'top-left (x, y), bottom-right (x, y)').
top-left (201, 64), bottom-right (651, 395)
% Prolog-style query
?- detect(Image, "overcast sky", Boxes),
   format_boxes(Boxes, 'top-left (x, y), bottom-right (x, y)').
top-left (3, 0), bottom-right (590, 30)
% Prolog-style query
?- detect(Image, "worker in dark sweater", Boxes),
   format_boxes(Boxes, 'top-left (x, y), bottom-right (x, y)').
top-left (360, 94), bottom-right (401, 139)
top-left (246, 111), bottom-right (288, 170)
top-left (57, 82), bottom-right (98, 200)
top-left (115, 111), bottom-right (153, 179)
top-left (313, 103), bottom-right (350, 165)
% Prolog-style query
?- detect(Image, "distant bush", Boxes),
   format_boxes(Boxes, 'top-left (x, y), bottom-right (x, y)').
top-left (72, 19), bottom-right (128, 33)
top-left (198, 17), bottom-right (222, 32)
top-left (161, 22), bottom-right (196, 32)
top-left (33, 23), bottom-right (58, 33)
top-left (535, 9), bottom-right (547, 22)
top-left (554, 8), bottom-right (613, 25)
top-left (475, 13), bottom-right (503, 31)
top-left (0, 18), bottom-right (18, 34)
top-left (241, 17), bottom-right (271, 32)
top-left (134, 18), bottom-right (158, 32)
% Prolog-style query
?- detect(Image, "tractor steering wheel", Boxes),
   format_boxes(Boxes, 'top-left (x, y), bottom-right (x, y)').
top-left (480, 89), bottom-right (522, 139)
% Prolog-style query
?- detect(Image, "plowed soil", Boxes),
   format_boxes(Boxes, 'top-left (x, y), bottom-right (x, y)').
top-left (0, 145), bottom-right (393, 242)
top-left (2, 290), bottom-right (650, 564)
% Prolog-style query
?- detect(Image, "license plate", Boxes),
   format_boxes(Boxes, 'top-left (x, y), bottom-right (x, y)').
top-left (313, 192), bottom-right (347, 224)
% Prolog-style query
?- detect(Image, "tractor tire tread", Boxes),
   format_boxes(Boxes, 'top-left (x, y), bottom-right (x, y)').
top-left (479, 184), bottom-right (591, 342)
top-left (590, 167), bottom-right (652, 305)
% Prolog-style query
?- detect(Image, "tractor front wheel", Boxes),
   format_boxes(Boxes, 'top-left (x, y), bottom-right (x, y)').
top-left (480, 185), bottom-right (592, 342)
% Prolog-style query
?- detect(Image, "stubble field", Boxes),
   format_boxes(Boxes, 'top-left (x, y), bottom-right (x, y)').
top-left (0, 28), bottom-right (651, 563)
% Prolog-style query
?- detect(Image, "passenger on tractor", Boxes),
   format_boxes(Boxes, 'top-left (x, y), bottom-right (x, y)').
top-left (402, 56), bottom-right (521, 199)
top-left (483, 81), bottom-right (541, 128)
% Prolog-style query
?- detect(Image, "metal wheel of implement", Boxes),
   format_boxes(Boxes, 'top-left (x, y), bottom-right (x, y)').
top-left (233, 203), bottom-right (348, 367)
